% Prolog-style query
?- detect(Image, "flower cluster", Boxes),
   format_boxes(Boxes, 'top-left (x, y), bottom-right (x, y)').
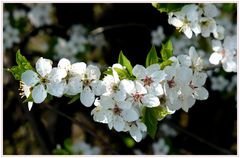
top-left (168, 4), bottom-right (223, 39)
top-left (19, 45), bottom-right (209, 142)
top-left (209, 35), bottom-right (237, 72)
top-left (54, 24), bottom-right (106, 62)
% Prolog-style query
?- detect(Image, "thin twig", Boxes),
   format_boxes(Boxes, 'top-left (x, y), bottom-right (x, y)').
top-left (164, 119), bottom-right (233, 155)
top-left (43, 104), bottom-right (118, 154)
top-left (90, 23), bottom-right (151, 35)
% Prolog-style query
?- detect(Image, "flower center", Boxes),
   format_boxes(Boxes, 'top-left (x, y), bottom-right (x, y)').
top-left (167, 77), bottom-right (176, 88)
top-left (40, 77), bottom-right (49, 85)
top-left (132, 92), bottom-right (143, 102)
top-left (113, 105), bottom-right (122, 115)
top-left (143, 76), bottom-right (154, 86)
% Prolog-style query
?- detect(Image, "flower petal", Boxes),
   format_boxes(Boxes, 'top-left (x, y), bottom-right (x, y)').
top-left (47, 81), bottom-right (66, 97)
top-left (28, 102), bottom-right (33, 111)
top-left (58, 58), bottom-right (71, 70)
top-left (65, 77), bottom-right (82, 95)
top-left (71, 62), bottom-right (86, 76)
top-left (142, 94), bottom-right (160, 107)
top-left (32, 84), bottom-right (47, 103)
top-left (91, 80), bottom-right (106, 96)
top-left (135, 81), bottom-right (147, 94)
top-left (86, 65), bottom-right (101, 80)
top-left (193, 87), bottom-right (209, 100)
top-left (113, 116), bottom-right (125, 132)
top-left (119, 79), bottom-right (134, 95)
top-left (21, 70), bottom-right (39, 86)
top-left (146, 64), bottom-right (160, 75)
top-left (80, 86), bottom-right (95, 107)
top-left (132, 64), bottom-right (146, 79)
top-left (209, 52), bottom-right (222, 65)
top-left (47, 68), bottom-right (67, 83)
top-left (175, 66), bottom-right (193, 85)
top-left (122, 109), bottom-right (139, 122)
top-left (130, 125), bottom-right (142, 142)
top-left (192, 72), bottom-right (207, 87)
top-left (36, 57), bottom-right (52, 77)
top-left (177, 55), bottom-right (192, 67)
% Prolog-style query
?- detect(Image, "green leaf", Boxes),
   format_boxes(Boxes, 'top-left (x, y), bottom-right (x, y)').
top-left (8, 50), bottom-right (34, 80)
top-left (118, 51), bottom-right (133, 75)
top-left (142, 106), bottom-right (171, 138)
top-left (68, 95), bottom-right (80, 104)
top-left (23, 95), bottom-right (33, 103)
top-left (160, 60), bottom-right (173, 70)
top-left (160, 40), bottom-right (173, 61)
top-left (152, 3), bottom-right (186, 13)
top-left (146, 45), bottom-right (159, 67)
top-left (64, 138), bottom-right (73, 153)
top-left (142, 107), bottom-right (158, 139)
top-left (113, 68), bottom-right (135, 80)
top-left (103, 67), bottom-right (113, 76)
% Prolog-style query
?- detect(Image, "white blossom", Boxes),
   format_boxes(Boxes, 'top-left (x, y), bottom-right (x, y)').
top-left (151, 26), bottom-right (165, 46)
top-left (21, 57), bottom-right (66, 103)
top-left (209, 36), bottom-right (237, 72)
top-left (152, 138), bottom-right (170, 155)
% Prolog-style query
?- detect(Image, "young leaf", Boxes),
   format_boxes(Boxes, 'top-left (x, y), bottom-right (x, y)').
top-left (142, 107), bottom-right (158, 139)
top-left (160, 40), bottom-right (173, 61)
top-left (68, 95), bottom-right (80, 104)
top-left (160, 60), bottom-right (173, 70)
top-left (118, 51), bottom-right (133, 75)
top-left (146, 45), bottom-right (159, 67)
top-left (152, 3), bottom-right (186, 13)
top-left (8, 50), bottom-right (34, 80)
top-left (142, 106), bottom-right (171, 138)
top-left (114, 68), bottom-right (131, 80)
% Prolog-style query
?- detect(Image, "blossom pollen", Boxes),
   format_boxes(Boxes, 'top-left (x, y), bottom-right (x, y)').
top-left (113, 105), bottom-right (122, 115)
top-left (132, 92), bottom-right (143, 102)
top-left (143, 76), bottom-right (154, 86)
top-left (167, 78), bottom-right (176, 88)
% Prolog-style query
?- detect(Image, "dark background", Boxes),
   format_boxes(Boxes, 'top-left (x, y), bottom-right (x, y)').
top-left (3, 3), bottom-right (237, 155)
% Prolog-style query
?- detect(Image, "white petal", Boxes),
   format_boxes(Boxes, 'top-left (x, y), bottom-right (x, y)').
top-left (183, 26), bottom-right (193, 39)
top-left (193, 87), bottom-right (209, 100)
top-left (47, 68), bottom-right (67, 83)
top-left (212, 40), bottom-right (222, 52)
top-left (191, 23), bottom-right (201, 36)
top-left (118, 100), bottom-right (131, 109)
top-left (203, 4), bottom-right (219, 18)
top-left (148, 83), bottom-right (164, 96)
top-left (58, 58), bottom-right (71, 70)
top-left (177, 55), bottom-right (192, 67)
top-left (132, 64), bottom-right (146, 79)
top-left (175, 66), bottom-right (193, 85)
top-left (113, 90), bottom-right (126, 102)
top-left (99, 95), bottom-right (114, 109)
top-left (47, 81), bottom-right (66, 97)
top-left (151, 71), bottom-right (167, 82)
top-left (119, 79), bottom-right (135, 95)
top-left (32, 84), bottom-right (47, 103)
top-left (135, 81), bottom-right (147, 94)
top-left (71, 62), bottom-right (86, 76)
top-left (86, 65), bottom-right (101, 80)
top-left (136, 121), bottom-right (147, 132)
top-left (189, 46), bottom-right (198, 64)
top-left (146, 64), bottom-right (160, 75)
top-left (65, 77), bottom-right (82, 95)
top-left (122, 109), bottom-right (139, 122)
top-left (169, 17), bottom-right (183, 27)
top-left (80, 86), bottom-right (95, 107)
top-left (91, 80), bottom-right (106, 96)
top-left (142, 94), bottom-right (160, 107)
top-left (35, 57), bottom-right (52, 77)
top-left (209, 52), bottom-right (222, 65)
top-left (130, 125), bottom-right (142, 142)
top-left (21, 70), bottom-right (39, 86)
top-left (113, 116), bottom-right (125, 132)
top-left (192, 72), bottom-right (207, 87)
top-left (28, 102), bottom-right (33, 111)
